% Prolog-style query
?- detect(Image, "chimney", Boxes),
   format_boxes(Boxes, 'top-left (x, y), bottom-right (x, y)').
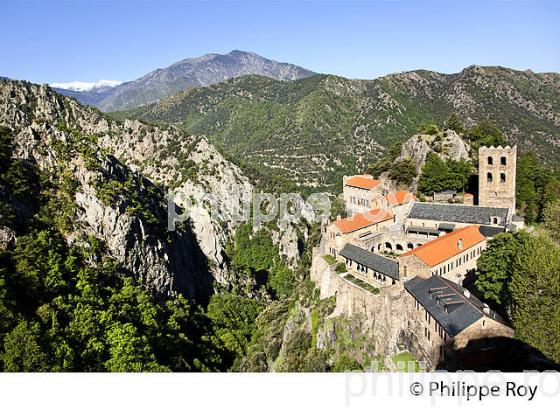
top-left (463, 289), bottom-right (470, 299)
top-left (483, 303), bottom-right (490, 315)
top-left (458, 239), bottom-right (463, 250)
top-left (337, 215), bottom-right (342, 221)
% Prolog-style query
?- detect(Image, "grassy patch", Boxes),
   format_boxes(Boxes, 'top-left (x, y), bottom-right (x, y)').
top-left (344, 274), bottom-right (380, 295)
top-left (391, 351), bottom-right (421, 372)
top-left (335, 262), bottom-right (347, 274)
top-left (322, 254), bottom-right (336, 265)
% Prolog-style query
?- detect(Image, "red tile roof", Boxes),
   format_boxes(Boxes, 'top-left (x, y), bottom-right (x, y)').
top-left (345, 175), bottom-right (380, 190)
top-left (399, 225), bottom-right (485, 267)
top-left (384, 191), bottom-right (416, 206)
top-left (334, 209), bottom-right (393, 234)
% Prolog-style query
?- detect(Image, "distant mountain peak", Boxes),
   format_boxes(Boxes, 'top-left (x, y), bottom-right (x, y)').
top-left (50, 79), bottom-right (122, 92)
top-left (54, 51), bottom-right (315, 111)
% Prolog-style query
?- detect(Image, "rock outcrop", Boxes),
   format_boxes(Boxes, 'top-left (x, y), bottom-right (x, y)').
top-left (395, 129), bottom-right (471, 190)
top-left (0, 79), bottom-right (254, 298)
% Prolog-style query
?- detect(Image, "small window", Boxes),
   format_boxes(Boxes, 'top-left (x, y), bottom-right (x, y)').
top-left (487, 156), bottom-right (493, 165)
top-left (500, 173), bottom-right (506, 183)
top-left (487, 172), bottom-right (493, 183)
top-left (501, 156), bottom-right (507, 166)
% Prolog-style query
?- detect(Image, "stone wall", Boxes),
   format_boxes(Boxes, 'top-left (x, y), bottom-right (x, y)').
top-left (311, 249), bottom-right (422, 361)
top-left (454, 317), bottom-right (514, 350)
top-left (399, 253), bottom-right (431, 280)
top-left (478, 145), bottom-right (517, 215)
top-left (311, 248), bottom-right (514, 370)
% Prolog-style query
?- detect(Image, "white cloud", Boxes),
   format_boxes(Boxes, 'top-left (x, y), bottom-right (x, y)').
top-left (50, 79), bottom-right (122, 92)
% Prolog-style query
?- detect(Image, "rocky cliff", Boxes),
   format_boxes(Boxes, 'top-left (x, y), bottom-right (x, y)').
top-left (394, 129), bottom-right (471, 190)
top-left (0, 79), bottom-right (254, 298)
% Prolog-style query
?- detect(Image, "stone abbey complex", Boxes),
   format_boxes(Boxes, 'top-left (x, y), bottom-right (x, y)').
top-left (311, 146), bottom-right (522, 369)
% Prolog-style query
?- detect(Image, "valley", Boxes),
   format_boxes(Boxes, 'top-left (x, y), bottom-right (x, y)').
top-left (119, 66), bottom-right (560, 193)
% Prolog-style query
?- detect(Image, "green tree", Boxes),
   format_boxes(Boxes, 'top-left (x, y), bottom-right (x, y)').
top-left (419, 123), bottom-right (440, 135)
top-left (388, 158), bottom-right (417, 187)
top-left (2, 320), bottom-right (50, 371)
top-left (467, 119), bottom-right (507, 152)
top-left (510, 235), bottom-right (560, 364)
top-left (367, 158), bottom-right (391, 178)
top-left (11, 229), bottom-right (77, 307)
top-left (0, 126), bottom-right (14, 173)
top-left (444, 113), bottom-right (465, 133)
top-left (104, 322), bottom-right (168, 372)
top-left (418, 153), bottom-right (473, 196)
top-left (268, 264), bottom-right (296, 298)
top-left (475, 231), bottom-right (530, 310)
top-left (516, 153), bottom-right (556, 223)
top-left (279, 328), bottom-right (313, 371)
top-left (333, 354), bottom-right (363, 372)
top-left (206, 293), bottom-right (263, 368)
top-left (542, 200), bottom-right (560, 243)
top-left (0, 263), bottom-right (15, 340)
top-left (367, 142), bottom-right (403, 178)
top-left (418, 153), bottom-right (449, 195)
top-left (229, 223), bottom-right (295, 297)
top-left (446, 159), bottom-right (473, 192)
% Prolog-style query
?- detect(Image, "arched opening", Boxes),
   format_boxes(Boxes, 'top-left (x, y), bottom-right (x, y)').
top-left (416, 243), bottom-right (422, 248)
top-left (487, 156), bottom-right (493, 165)
top-left (500, 173), bottom-right (506, 183)
top-left (487, 172), bottom-right (493, 183)
top-left (377, 244), bottom-right (382, 251)
top-left (385, 242), bottom-right (392, 251)
top-left (501, 156), bottom-right (507, 166)
top-left (396, 244), bottom-right (403, 252)
top-left (407, 242), bottom-right (414, 250)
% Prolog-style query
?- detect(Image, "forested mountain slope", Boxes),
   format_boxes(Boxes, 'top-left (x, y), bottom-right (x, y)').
top-left (123, 66), bottom-right (560, 192)
top-left (0, 79), bottom-right (254, 296)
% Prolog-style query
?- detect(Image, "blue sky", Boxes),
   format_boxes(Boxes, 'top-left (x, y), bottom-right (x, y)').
top-left (1, 1), bottom-right (559, 84)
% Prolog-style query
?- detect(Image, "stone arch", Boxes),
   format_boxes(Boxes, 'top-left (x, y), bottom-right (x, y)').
top-left (487, 156), bottom-right (493, 165)
top-left (500, 173), bottom-right (506, 183)
top-left (396, 243), bottom-right (403, 252)
top-left (501, 156), bottom-right (507, 165)
top-left (487, 172), bottom-right (493, 183)
top-left (407, 242), bottom-right (414, 250)
top-left (416, 243), bottom-right (422, 248)
top-left (385, 242), bottom-right (392, 251)
top-left (377, 243), bottom-right (382, 251)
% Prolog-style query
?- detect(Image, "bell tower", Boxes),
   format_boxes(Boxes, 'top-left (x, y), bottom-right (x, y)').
top-left (478, 145), bottom-right (517, 216)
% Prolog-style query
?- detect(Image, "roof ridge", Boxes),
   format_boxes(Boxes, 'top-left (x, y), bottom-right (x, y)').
top-left (414, 202), bottom-right (507, 210)
top-left (439, 276), bottom-right (484, 313)
top-left (400, 225), bottom-right (480, 257)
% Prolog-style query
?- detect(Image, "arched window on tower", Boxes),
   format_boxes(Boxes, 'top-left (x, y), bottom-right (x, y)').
top-left (501, 156), bottom-right (507, 165)
top-left (487, 172), bottom-right (493, 183)
top-left (487, 156), bottom-right (493, 165)
top-left (500, 173), bottom-right (506, 183)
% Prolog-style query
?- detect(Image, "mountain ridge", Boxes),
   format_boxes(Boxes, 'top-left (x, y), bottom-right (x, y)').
top-left (55, 50), bottom-right (317, 111)
top-left (120, 65), bottom-right (560, 192)
top-left (0, 78), bottom-right (261, 299)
